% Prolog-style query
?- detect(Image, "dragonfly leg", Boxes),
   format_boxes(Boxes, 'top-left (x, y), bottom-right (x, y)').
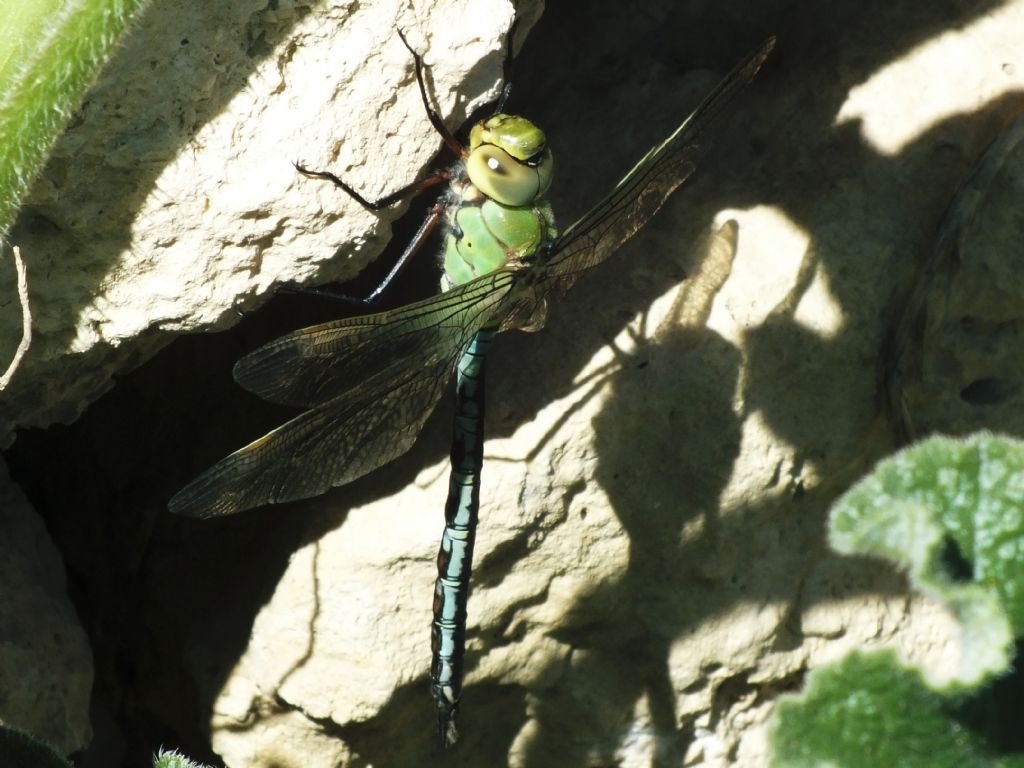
top-left (396, 28), bottom-right (465, 158)
top-left (294, 26), bottom-right (477, 211)
top-left (358, 200), bottom-right (446, 304)
top-left (277, 200), bottom-right (446, 306)
top-left (293, 161), bottom-right (450, 211)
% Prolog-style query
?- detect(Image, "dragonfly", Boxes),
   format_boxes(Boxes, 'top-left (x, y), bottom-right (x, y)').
top-left (170, 23), bottom-right (774, 748)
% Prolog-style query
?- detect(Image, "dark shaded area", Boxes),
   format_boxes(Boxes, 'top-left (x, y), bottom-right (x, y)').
top-left (938, 535), bottom-right (974, 583)
top-left (0, 724), bottom-right (73, 768)
top-left (950, 640), bottom-right (1024, 754)
top-left (6, 0), bottom-right (1024, 766)
top-left (960, 376), bottom-right (1017, 406)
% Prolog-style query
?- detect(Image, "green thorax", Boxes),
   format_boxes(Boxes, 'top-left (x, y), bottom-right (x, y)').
top-left (443, 114), bottom-right (556, 289)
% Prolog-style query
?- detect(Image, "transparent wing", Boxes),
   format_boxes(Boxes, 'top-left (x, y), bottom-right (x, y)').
top-left (169, 38), bottom-right (774, 518)
top-left (169, 270), bottom-right (516, 519)
top-left (541, 37), bottom-right (774, 287)
top-left (235, 270), bottom-right (516, 407)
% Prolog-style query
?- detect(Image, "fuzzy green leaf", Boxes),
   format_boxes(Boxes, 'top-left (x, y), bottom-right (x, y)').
top-left (769, 650), bottom-right (1014, 768)
top-left (770, 433), bottom-right (1024, 767)
top-left (829, 432), bottom-right (1023, 687)
top-left (153, 748), bottom-right (214, 768)
top-left (0, 723), bottom-right (72, 768)
top-left (0, 0), bottom-right (150, 236)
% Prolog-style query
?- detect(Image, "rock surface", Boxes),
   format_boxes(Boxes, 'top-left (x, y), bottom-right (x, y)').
top-left (0, 457), bottom-right (92, 756)
top-left (0, 0), bottom-right (536, 443)
top-left (889, 114), bottom-right (1024, 441)
top-left (4, 0), bottom-right (1024, 766)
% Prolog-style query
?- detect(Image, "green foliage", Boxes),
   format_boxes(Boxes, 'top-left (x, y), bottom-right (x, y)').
top-left (0, 0), bottom-right (150, 237)
top-left (770, 433), bottom-right (1024, 767)
top-left (831, 432), bottom-right (1022, 687)
top-left (0, 713), bottom-right (215, 767)
top-left (153, 748), bottom-right (214, 768)
top-left (771, 650), bottom-right (993, 768)
top-left (0, 723), bottom-right (72, 768)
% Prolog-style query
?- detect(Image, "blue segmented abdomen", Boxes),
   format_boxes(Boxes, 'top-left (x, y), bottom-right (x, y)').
top-left (430, 326), bottom-right (495, 746)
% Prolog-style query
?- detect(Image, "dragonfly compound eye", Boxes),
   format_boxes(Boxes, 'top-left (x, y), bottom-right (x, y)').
top-left (466, 114), bottom-right (553, 207)
top-left (466, 144), bottom-right (552, 207)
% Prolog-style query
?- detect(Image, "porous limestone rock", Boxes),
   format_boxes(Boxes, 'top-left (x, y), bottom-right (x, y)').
top-left (0, 457), bottom-right (92, 756)
top-left (8, 0), bottom-right (1024, 766)
top-left (0, 0), bottom-right (536, 442)
top-left (193, 2), bottom-right (1024, 765)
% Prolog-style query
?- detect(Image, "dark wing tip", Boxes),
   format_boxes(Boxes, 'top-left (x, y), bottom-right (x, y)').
top-left (167, 491), bottom-right (209, 519)
top-left (755, 36), bottom-right (777, 69)
top-left (167, 483), bottom-right (226, 519)
top-left (167, 460), bottom-right (252, 519)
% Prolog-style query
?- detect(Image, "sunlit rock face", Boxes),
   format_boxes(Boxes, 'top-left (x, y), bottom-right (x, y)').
top-left (7, 0), bottom-right (1024, 766)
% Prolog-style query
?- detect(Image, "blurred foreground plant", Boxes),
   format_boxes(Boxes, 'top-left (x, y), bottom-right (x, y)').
top-left (0, 0), bottom-right (149, 237)
top-left (770, 433), bottom-right (1024, 767)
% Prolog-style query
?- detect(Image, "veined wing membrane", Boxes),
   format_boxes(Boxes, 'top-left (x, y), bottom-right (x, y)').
top-left (170, 359), bottom-right (451, 518)
top-left (169, 270), bottom-right (516, 519)
top-left (235, 270), bottom-right (516, 408)
top-left (541, 37), bottom-right (775, 287)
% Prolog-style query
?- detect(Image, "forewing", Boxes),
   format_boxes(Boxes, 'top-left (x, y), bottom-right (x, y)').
top-left (169, 270), bottom-right (516, 519)
top-left (169, 356), bottom-right (455, 518)
top-left (542, 37), bottom-right (774, 287)
top-left (235, 270), bottom-right (515, 407)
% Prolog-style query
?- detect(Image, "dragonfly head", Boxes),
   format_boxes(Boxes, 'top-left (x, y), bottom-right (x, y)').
top-left (466, 114), bottom-right (553, 207)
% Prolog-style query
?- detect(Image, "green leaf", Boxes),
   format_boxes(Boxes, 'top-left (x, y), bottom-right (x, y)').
top-left (829, 432), bottom-right (1022, 687)
top-left (0, 723), bottom-right (72, 768)
top-left (153, 747), bottom-right (214, 768)
top-left (0, 0), bottom-right (150, 237)
top-left (769, 433), bottom-right (1024, 767)
top-left (770, 650), bottom-right (1004, 768)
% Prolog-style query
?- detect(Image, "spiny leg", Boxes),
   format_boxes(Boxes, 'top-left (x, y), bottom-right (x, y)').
top-left (294, 26), bottom-right (466, 206)
top-left (286, 27), bottom-right (468, 304)
top-left (293, 161), bottom-right (450, 211)
top-left (278, 201), bottom-right (446, 307)
top-left (295, 17), bottom-right (520, 210)
top-left (355, 201), bottom-right (446, 305)
top-left (396, 27), bottom-right (465, 157)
